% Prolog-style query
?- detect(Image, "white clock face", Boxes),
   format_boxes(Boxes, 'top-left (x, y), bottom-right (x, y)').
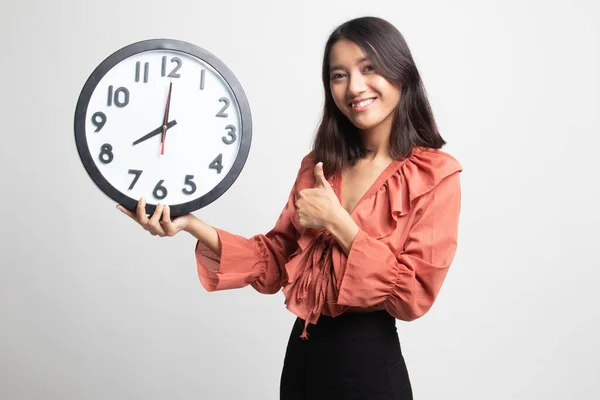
top-left (75, 41), bottom-right (251, 215)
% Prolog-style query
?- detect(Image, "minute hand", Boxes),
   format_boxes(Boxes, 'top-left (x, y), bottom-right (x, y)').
top-left (132, 120), bottom-right (177, 146)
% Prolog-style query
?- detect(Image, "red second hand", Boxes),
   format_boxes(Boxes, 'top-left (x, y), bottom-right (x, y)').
top-left (161, 80), bottom-right (173, 155)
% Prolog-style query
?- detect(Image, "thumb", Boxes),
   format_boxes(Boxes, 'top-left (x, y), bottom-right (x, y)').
top-left (314, 162), bottom-right (330, 188)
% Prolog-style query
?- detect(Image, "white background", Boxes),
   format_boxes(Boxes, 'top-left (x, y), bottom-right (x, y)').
top-left (1, 0), bottom-right (598, 399)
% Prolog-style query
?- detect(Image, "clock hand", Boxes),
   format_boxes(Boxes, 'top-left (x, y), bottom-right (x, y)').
top-left (132, 120), bottom-right (177, 146)
top-left (161, 81), bottom-right (173, 155)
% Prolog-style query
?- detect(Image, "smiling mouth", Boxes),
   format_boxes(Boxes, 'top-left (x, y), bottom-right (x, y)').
top-left (350, 98), bottom-right (376, 109)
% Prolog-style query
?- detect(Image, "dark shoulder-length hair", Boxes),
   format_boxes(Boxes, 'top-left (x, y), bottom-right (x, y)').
top-left (312, 16), bottom-right (446, 177)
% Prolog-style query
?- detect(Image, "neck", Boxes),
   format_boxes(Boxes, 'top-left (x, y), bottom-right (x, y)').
top-left (359, 118), bottom-right (393, 161)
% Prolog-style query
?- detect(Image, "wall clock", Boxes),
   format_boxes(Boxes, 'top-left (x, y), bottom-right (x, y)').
top-left (74, 39), bottom-right (252, 217)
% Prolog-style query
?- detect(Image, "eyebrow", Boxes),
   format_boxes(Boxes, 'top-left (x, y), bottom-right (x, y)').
top-left (329, 57), bottom-right (370, 71)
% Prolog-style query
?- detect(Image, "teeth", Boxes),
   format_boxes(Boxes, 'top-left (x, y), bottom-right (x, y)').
top-left (352, 98), bottom-right (375, 108)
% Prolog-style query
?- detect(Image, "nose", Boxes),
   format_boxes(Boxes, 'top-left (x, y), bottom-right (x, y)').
top-left (347, 72), bottom-right (367, 97)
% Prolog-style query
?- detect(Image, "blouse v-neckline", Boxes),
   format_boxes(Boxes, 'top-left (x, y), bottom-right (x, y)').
top-left (333, 158), bottom-right (404, 217)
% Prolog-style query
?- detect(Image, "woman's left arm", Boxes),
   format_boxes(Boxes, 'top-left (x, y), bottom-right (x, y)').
top-left (327, 171), bottom-right (462, 321)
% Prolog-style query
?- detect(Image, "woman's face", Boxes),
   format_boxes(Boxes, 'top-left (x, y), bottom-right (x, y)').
top-left (328, 39), bottom-right (401, 133)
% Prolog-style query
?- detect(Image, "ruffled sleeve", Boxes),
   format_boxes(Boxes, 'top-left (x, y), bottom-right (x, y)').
top-left (195, 156), bottom-right (311, 295)
top-left (335, 148), bottom-right (462, 320)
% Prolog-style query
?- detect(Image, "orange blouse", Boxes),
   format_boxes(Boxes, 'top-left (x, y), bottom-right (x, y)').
top-left (195, 146), bottom-right (462, 339)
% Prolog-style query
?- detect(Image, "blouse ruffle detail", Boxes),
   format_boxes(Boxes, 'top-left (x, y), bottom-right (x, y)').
top-left (195, 147), bottom-right (463, 340)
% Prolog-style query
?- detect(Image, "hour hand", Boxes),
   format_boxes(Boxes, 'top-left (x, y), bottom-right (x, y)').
top-left (132, 120), bottom-right (177, 146)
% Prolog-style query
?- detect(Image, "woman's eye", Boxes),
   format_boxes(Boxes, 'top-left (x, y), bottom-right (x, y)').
top-left (331, 73), bottom-right (345, 80)
top-left (364, 65), bottom-right (375, 72)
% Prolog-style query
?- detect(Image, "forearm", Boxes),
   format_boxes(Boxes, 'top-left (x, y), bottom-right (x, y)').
top-left (184, 216), bottom-right (221, 256)
top-left (325, 208), bottom-right (360, 255)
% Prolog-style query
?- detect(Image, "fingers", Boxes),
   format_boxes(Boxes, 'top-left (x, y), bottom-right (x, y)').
top-left (295, 188), bottom-right (320, 209)
top-left (136, 197), bottom-right (149, 224)
top-left (295, 193), bottom-right (303, 211)
top-left (160, 205), bottom-right (177, 237)
top-left (147, 203), bottom-right (165, 235)
top-left (161, 204), bottom-right (171, 223)
top-left (117, 204), bottom-right (136, 220)
top-left (313, 162), bottom-right (329, 188)
top-left (117, 199), bottom-right (186, 238)
top-left (118, 197), bottom-right (169, 237)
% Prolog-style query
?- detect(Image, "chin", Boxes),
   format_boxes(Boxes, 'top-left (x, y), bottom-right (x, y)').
top-left (349, 117), bottom-right (381, 131)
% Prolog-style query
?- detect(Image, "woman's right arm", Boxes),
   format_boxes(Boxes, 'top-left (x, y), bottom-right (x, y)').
top-left (183, 216), bottom-right (221, 256)
top-left (192, 179), bottom-right (300, 294)
top-left (118, 157), bottom-right (309, 295)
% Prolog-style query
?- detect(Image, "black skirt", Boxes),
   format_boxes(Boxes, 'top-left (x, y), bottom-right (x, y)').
top-left (280, 310), bottom-right (413, 400)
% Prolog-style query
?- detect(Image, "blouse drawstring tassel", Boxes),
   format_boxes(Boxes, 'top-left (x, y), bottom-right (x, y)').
top-left (300, 321), bottom-right (310, 340)
top-left (298, 234), bottom-right (333, 340)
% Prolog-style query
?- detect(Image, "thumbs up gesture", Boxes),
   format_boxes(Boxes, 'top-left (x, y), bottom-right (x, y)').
top-left (296, 162), bottom-right (343, 230)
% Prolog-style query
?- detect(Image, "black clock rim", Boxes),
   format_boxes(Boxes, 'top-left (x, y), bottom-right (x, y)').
top-left (74, 39), bottom-right (252, 217)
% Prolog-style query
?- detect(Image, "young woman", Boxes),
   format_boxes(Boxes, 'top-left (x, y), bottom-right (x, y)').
top-left (119, 16), bottom-right (462, 400)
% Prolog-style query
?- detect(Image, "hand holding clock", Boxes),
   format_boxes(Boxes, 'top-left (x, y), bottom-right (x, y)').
top-left (117, 197), bottom-right (192, 237)
top-left (117, 198), bottom-right (222, 255)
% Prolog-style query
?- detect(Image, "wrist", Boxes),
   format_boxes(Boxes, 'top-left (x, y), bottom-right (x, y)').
top-left (326, 207), bottom-right (360, 254)
top-left (183, 215), bottom-right (202, 234)
top-left (183, 216), bottom-right (221, 255)
top-left (326, 206), bottom-right (357, 235)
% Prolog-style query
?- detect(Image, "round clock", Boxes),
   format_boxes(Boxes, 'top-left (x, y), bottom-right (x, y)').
top-left (74, 39), bottom-right (252, 217)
